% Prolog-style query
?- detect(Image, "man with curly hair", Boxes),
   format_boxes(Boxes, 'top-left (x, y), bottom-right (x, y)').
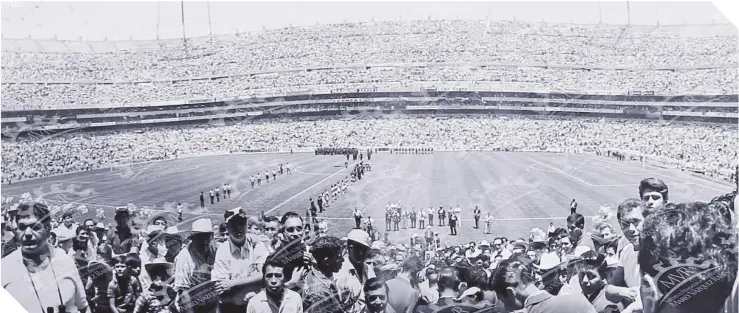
top-left (302, 236), bottom-right (348, 313)
top-left (639, 201), bottom-right (737, 313)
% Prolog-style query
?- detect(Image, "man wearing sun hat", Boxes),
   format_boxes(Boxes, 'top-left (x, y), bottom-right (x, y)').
top-left (174, 218), bottom-right (217, 313)
top-left (212, 208), bottom-right (264, 313)
top-left (336, 229), bottom-right (377, 313)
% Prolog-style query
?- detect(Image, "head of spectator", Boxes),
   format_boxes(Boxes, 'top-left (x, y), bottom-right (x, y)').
top-left (617, 198), bottom-right (648, 251)
top-left (574, 251), bottom-right (611, 297)
top-left (491, 256), bottom-right (539, 311)
top-left (347, 229), bottom-right (371, 267)
top-left (280, 211), bottom-right (304, 243)
top-left (639, 178), bottom-right (669, 211)
top-left (125, 252), bottom-right (141, 277)
top-left (112, 255), bottom-right (131, 279)
top-left (75, 224), bottom-right (90, 243)
top-left (224, 208), bottom-right (248, 247)
top-left (463, 266), bottom-right (488, 302)
top-left (311, 236), bottom-right (343, 276)
top-left (114, 207), bottom-right (132, 231)
top-left (399, 255), bottom-right (424, 286)
top-left (151, 215), bottom-right (168, 231)
top-left (437, 266), bottom-right (462, 299)
top-left (557, 233), bottom-right (573, 256)
top-left (263, 215), bottom-right (280, 239)
top-left (364, 277), bottom-right (390, 313)
top-left (639, 202), bottom-right (737, 313)
top-left (262, 256), bottom-right (287, 298)
top-left (188, 218), bottom-right (214, 255)
top-left (97, 243), bottom-right (113, 265)
top-left (83, 218), bottom-right (95, 233)
top-left (247, 215), bottom-right (262, 235)
top-left (566, 213), bottom-right (585, 243)
top-left (61, 210), bottom-right (74, 228)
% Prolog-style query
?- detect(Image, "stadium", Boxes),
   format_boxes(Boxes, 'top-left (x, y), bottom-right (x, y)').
top-left (1, 3), bottom-right (738, 313)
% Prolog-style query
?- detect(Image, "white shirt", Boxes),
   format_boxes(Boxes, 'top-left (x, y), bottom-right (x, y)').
top-left (2, 246), bottom-right (88, 313)
top-left (212, 238), bottom-right (266, 305)
top-left (246, 289), bottom-right (303, 313)
top-left (335, 256), bottom-right (376, 313)
top-left (619, 243), bottom-right (641, 288)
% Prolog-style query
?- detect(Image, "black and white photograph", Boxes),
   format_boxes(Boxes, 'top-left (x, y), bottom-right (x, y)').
top-left (0, 1), bottom-right (737, 313)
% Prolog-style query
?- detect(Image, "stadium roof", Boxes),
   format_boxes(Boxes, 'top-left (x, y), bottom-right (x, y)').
top-left (0, 1), bottom-right (734, 52)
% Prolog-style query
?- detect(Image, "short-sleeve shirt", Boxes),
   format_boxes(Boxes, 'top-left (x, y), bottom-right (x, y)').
top-left (2, 247), bottom-right (89, 313)
top-left (246, 289), bottom-right (303, 313)
top-left (107, 227), bottom-right (140, 255)
top-left (108, 276), bottom-right (142, 312)
top-left (211, 238), bottom-right (262, 305)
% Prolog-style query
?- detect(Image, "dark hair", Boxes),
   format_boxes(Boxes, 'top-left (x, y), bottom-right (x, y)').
top-left (61, 210), bottom-right (75, 220)
top-left (617, 198), bottom-right (647, 221)
top-left (553, 227), bottom-right (568, 238)
top-left (566, 213), bottom-right (585, 229)
top-left (638, 202), bottom-right (736, 312)
top-left (263, 215), bottom-right (279, 223)
top-left (75, 225), bottom-right (88, 235)
top-left (466, 266), bottom-right (489, 291)
top-left (112, 255), bottom-right (127, 266)
top-left (311, 236), bottom-right (342, 261)
top-left (491, 255), bottom-right (537, 296)
top-left (280, 211), bottom-right (303, 225)
top-left (83, 218), bottom-right (95, 226)
top-left (574, 251), bottom-right (610, 279)
top-left (363, 277), bottom-right (388, 294)
top-left (16, 202), bottom-right (52, 231)
top-left (638, 177), bottom-right (669, 201)
top-left (437, 267), bottom-right (461, 292)
top-left (124, 253), bottom-right (141, 268)
top-left (261, 255), bottom-right (286, 278)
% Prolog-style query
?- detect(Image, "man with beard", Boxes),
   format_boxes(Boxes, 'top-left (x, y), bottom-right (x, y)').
top-left (386, 256), bottom-right (422, 313)
top-left (302, 236), bottom-right (347, 313)
top-left (247, 257), bottom-right (303, 313)
top-left (638, 178), bottom-right (668, 212)
top-left (174, 218), bottom-right (217, 313)
top-left (2, 201), bottom-right (90, 313)
top-left (212, 208), bottom-right (265, 313)
top-left (365, 278), bottom-right (396, 313)
top-left (336, 229), bottom-right (376, 313)
top-left (108, 208), bottom-right (140, 257)
top-left (605, 199), bottom-right (646, 313)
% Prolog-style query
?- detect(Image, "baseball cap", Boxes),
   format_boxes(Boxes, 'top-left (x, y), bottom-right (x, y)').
top-left (347, 229), bottom-right (371, 248)
top-left (224, 207), bottom-right (247, 224)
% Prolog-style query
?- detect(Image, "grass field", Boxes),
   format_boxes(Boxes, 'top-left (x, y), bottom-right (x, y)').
top-left (2, 151), bottom-right (734, 245)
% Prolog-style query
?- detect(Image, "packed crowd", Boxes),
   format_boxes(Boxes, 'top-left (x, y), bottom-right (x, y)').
top-left (2, 20), bottom-right (737, 110)
top-left (1, 174), bottom-right (737, 313)
top-left (3, 116), bottom-right (736, 183)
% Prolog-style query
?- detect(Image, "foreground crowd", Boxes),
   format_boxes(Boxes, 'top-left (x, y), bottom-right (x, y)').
top-left (1, 177), bottom-right (737, 313)
top-left (2, 20), bottom-right (737, 110)
top-left (3, 117), bottom-right (736, 183)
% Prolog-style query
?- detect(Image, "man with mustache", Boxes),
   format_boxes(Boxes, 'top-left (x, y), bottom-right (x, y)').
top-left (2, 201), bottom-right (90, 313)
top-left (212, 208), bottom-right (264, 313)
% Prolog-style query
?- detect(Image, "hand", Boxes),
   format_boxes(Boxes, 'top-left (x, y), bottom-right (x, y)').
top-left (214, 280), bottom-right (236, 294)
top-left (303, 251), bottom-right (315, 266)
top-left (619, 287), bottom-right (638, 303)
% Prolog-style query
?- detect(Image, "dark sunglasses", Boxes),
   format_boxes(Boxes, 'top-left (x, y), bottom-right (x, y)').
top-left (17, 222), bottom-right (45, 232)
top-left (285, 226), bottom-right (303, 233)
top-left (642, 194), bottom-right (662, 201)
top-left (368, 295), bottom-right (386, 302)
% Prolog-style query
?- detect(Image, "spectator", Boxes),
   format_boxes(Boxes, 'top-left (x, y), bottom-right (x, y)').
top-left (246, 256), bottom-right (303, 313)
top-left (386, 256), bottom-right (422, 313)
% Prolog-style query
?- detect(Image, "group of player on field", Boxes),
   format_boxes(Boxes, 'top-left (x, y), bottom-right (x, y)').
top-left (382, 203), bottom-right (495, 235)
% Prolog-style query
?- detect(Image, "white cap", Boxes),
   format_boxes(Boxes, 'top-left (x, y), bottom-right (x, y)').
top-left (190, 218), bottom-right (213, 234)
top-left (347, 229), bottom-right (371, 248)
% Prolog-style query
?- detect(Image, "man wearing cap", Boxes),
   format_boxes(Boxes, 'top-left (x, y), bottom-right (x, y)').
top-left (212, 209), bottom-right (265, 313)
top-left (174, 218), bottom-right (217, 313)
top-left (336, 229), bottom-right (376, 313)
top-left (107, 207), bottom-right (140, 257)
